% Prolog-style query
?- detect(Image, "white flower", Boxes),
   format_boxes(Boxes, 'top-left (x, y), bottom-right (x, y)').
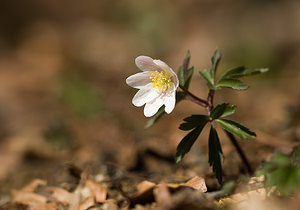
top-left (126, 56), bottom-right (179, 117)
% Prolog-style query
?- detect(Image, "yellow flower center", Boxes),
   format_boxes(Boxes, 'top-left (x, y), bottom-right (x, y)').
top-left (150, 70), bottom-right (172, 92)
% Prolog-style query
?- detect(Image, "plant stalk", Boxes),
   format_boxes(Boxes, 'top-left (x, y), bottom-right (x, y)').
top-left (225, 131), bottom-right (253, 174)
top-left (179, 85), bottom-right (209, 107)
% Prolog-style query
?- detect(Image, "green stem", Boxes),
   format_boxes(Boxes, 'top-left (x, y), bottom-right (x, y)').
top-left (207, 89), bottom-right (215, 114)
top-left (179, 85), bottom-right (209, 108)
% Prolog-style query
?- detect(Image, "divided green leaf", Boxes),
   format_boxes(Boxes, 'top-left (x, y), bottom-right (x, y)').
top-left (179, 115), bottom-right (209, 131)
top-left (211, 49), bottom-right (221, 74)
top-left (210, 103), bottom-right (236, 120)
top-left (177, 66), bottom-right (184, 86)
top-left (208, 125), bottom-right (223, 184)
top-left (199, 69), bottom-right (218, 90)
top-left (199, 49), bottom-right (222, 90)
top-left (215, 66), bottom-right (268, 91)
top-left (216, 78), bottom-right (248, 90)
top-left (216, 119), bottom-right (256, 139)
top-left (176, 123), bottom-right (207, 163)
top-left (177, 50), bottom-right (193, 89)
top-left (184, 67), bottom-right (194, 89)
top-left (221, 66), bottom-right (269, 79)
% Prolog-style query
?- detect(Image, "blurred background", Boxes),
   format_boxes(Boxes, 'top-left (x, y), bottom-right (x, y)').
top-left (0, 0), bottom-right (300, 194)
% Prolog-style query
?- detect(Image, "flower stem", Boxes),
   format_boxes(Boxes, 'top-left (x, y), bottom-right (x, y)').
top-left (179, 85), bottom-right (209, 107)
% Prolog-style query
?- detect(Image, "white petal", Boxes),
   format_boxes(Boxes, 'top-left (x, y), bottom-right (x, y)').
top-left (153, 59), bottom-right (170, 69)
top-left (132, 83), bottom-right (158, 107)
top-left (164, 88), bottom-right (176, 114)
top-left (135, 56), bottom-right (160, 72)
top-left (153, 59), bottom-right (174, 75)
top-left (126, 72), bottom-right (152, 89)
top-left (144, 96), bottom-right (164, 117)
top-left (172, 74), bottom-right (179, 88)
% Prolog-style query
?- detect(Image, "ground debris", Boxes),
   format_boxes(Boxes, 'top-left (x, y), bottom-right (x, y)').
top-left (4, 169), bottom-right (114, 210)
top-left (129, 176), bottom-right (210, 209)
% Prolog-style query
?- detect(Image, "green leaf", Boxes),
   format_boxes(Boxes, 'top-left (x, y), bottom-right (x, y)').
top-left (220, 104), bottom-right (236, 118)
top-left (176, 124), bottom-right (207, 163)
top-left (179, 115), bottom-right (209, 131)
top-left (208, 125), bottom-right (223, 184)
top-left (216, 66), bottom-right (268, 91)
top-left (211, 49), bottom-right (221, 74)
top-left (256, 149), bottom-right (300, 195)
top-left (199, 49), bottom-right (221, 90)
top-left (220, 181), bottom-right (236, 197)
top-left (183, 50), bottom-right (191, 71)
top-left (145, 92), bottom-right (186, 128)
top-left (177, 50), bottom-right (193, 89)
top-left (184, 67), bottom-right (194, 89)
top-left (216, 119), bottom-right (256, 139)
top-left (216, 78), bottom-right (248, 90)
top-left (220, 66), bottom-right (246, 79)
top-left (210, 103), bottom-right (236, 120)
top-left (199, 69), bottom-right (213, 84)
top-left (199, 70), bottom-right (218, 90)
top-left (222, 66), bottom-right (269, 79)
top-left (177, 66), bottom-right (185, 86)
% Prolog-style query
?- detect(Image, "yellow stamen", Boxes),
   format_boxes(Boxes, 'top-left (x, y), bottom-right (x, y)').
top-left (150, 70), bottom-right (172, 92)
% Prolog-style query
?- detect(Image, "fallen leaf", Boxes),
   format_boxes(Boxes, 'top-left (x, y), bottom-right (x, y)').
top-left (166, 176), bottom-right (207, 192)
top-left (21, 179), bottom-right (47, 192)
top-left (183, 176), bottom-right (207, 192)
top-left (130, 176), bottom-right (207, 208)
top-left (78, 197), bottom-right (95, 210)
top-left (12, 190), bottom-right (47, 206)
top-left (48, 186), bottom-right (73, 205)
top-left (137, 180), bottom-right (156, 194)
top-left (86, 178), bottom-right (107, 202)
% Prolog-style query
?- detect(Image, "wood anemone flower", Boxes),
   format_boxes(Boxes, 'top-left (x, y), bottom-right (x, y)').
top-left (126, 56), bottom-right (179, 117)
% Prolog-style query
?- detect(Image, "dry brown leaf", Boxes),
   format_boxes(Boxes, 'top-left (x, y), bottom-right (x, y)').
top-left (137, 180), bottom-right (156, 194)
top-left (48, 186), bottom-right (73, 205)
top-left (33, 202), bottom-right (60, 210)
top-left (130, 176), bottom-right (207, 208)
top-left (21, 179), bottom-right (47, 192)
top-left (12, 190), bottom-right (47, 206)
top-left (168, 176), bottom-right (207, 192)
top-left (85, 178), bottom-right (107, 203)
top-left (78, 197), bottom-right (95, 210)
